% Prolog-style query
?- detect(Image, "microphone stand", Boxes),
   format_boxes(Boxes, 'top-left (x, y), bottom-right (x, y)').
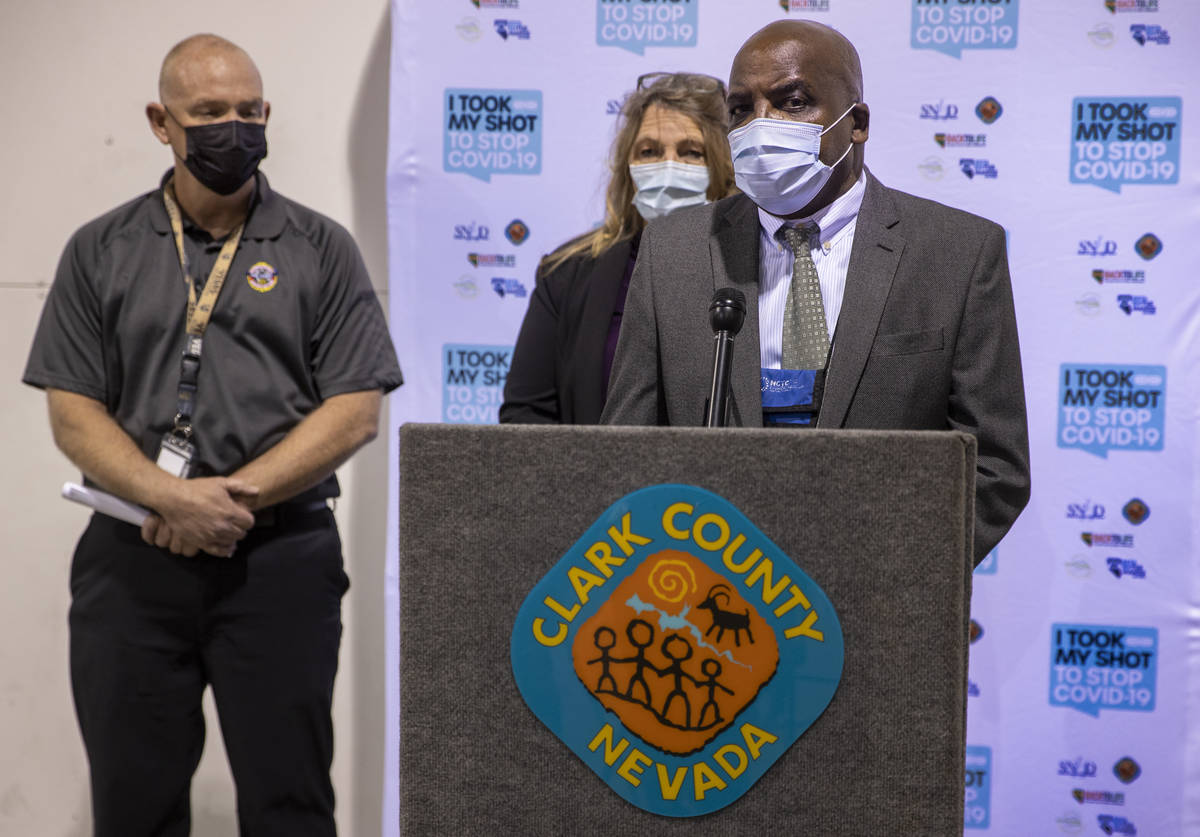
top-left (704, 288), bottom-right (746, 428)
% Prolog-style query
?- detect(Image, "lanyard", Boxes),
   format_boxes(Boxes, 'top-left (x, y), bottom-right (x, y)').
top-left (161, 180), bottom-right (246, 441)
top-left (162, 180), bottom-right (245, 335)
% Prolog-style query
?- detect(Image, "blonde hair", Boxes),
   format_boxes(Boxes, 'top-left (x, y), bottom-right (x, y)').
top-left (542, 72), bottom-right (734, 272)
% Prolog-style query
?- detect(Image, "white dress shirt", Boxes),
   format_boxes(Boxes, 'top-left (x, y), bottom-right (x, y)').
top-left (757, 172), bottom-right (867, 369)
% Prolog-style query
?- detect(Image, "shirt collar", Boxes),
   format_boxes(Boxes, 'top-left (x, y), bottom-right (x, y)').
top-left (149, 169), bottom-right (286, 240)
top-left (757, 170), bottom-right (867, 248)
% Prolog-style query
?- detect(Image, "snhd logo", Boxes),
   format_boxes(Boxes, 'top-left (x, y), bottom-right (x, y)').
top-left (512, 485), bottom-right (843, 816)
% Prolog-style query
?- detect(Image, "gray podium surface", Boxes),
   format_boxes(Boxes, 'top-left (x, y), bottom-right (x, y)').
top-left (398, 424), bottom-right (974, 836)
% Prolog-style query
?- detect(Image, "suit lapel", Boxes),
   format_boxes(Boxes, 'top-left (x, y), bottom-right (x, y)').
top-left (819, 173), bottom-right (906, 427)
top-left (709, 196), bottom-right (762, 427)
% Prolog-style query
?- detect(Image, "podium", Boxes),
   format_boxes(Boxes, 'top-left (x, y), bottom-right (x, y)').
top-left (398, 424), bottom-right (974, 835)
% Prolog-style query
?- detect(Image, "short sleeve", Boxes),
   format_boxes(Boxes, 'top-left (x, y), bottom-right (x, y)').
top-left (23, 229), bottom-right (108, 402)
top-left (309, 222), bottom-right (403, 399)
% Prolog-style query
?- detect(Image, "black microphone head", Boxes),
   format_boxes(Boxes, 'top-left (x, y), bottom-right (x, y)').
top-left (709, 287), bottom-right (746, 335)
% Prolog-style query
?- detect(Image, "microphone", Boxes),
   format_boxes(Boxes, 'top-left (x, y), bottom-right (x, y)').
top-left (704, 287), bottom-right (746, 428)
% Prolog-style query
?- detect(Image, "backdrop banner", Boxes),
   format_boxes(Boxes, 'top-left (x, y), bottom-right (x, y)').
top-left (387, 2), bottom-right (1199, 834)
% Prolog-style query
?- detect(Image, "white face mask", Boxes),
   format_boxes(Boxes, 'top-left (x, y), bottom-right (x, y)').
top-left (629, 160), bottom-right (711, 221)
top-left (727, 103), bottom-right (857, 216)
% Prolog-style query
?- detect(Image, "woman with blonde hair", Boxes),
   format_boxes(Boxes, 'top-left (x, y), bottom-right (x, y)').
top-left (500, 71), bottom-right (735, 424)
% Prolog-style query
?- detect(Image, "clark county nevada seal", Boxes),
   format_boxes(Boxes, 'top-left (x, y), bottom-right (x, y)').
top-left (511, 484), bottom-right (844, 817)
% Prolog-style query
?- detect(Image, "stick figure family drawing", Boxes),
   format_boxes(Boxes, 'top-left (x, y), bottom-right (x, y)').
top-left (587, 619), bottom-right (736, 731)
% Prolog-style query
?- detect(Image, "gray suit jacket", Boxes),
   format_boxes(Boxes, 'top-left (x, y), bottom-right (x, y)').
top-left (601, 173), bottom-right (1030, 564)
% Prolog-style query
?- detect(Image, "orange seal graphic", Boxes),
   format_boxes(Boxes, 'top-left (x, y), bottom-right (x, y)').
top-left (571, 549), bottom-right (779, 756)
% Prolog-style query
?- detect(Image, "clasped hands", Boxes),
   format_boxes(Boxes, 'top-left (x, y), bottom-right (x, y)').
top-left (140, 477), bottom-right (260, 558)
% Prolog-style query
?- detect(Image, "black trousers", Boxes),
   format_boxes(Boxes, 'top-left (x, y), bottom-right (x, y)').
top-left (69, 507), bottom-right (348, 837)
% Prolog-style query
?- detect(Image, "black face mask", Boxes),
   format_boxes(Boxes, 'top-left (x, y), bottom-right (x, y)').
top-left (168, 110), bottom-right (268, 195)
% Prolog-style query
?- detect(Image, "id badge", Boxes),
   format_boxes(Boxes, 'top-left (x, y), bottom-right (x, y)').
top-left (157, 433), bottom-right (195, 478)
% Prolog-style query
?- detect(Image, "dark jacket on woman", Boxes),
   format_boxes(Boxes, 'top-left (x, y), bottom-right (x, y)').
top-left (500, 237), bottom-right (636, 424)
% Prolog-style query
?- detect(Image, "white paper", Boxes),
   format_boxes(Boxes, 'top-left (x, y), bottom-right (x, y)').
top-left (61, 482), bottom-right (150, 526)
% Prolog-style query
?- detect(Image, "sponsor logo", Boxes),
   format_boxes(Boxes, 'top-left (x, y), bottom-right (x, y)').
top-left (494, 19), bottom-right (530, 40)
top-left (1122, 498), bottom-right (1150, 525)
top-left (1112, 756), bottom-right (1141, 784)
top-left (917, 156), bottom-right (945, 179)
top-left (1078, 237), bottom-right (1118, 256)
top-left (780, 0), bottom-right (830, 10)
top-left (445, 88), bottom-right (543, 182)
top-left (969, 619), bottom-right (984, 643)
top-left (1092, 269), bottom-right (1145, 284)
top-left (1076, 294), bottom-right (1102, 316)
top-left (1130, 23), bottom-right (1169, 45)
top-left (1081, 533), bottom-right (1133, 547)
top-left (453, 275), bottom-right (479, 299)
top-left (968, 680), bottom-right (981, 697)
top-left (442, 343), bottom-right (510, 423)
top-left (597, 0), bottom-right (698, 55)
top-left (919, 100), bottom-right (959, 120)
top-left (245, 261), bottom-right (278, 293)
top-left (1057, 812), bottom-right (1085, 833)
top-left (505, 218), bottom-right (530, 245)
top-left (1089, 23), bottom-right (1116, 47)
top-left (965, 746), bottom-right (991, 829)
top-left (1117, 294), bottom-right (1156, 315)
top-left (1050, 624), bottom-right (1157, 716)
top-left (467, 253), bottom-right (516, 268)
top-left (1058, 364), bottom-right (1165, 457)
top-left (976, 95), bottom-right (1003, 124)
top-left (1106, 0), bottom-right (1158, 11)
top-left (456, 17), bottom-right (483, 41)
top-left (935, 132), bottom-right (986, 148)
top-left (960, 158), bottom-right (998, 179)
top-left (511, 485), bottom-right (844, 815)
top-left (1073, 789), bottom-right (1125, 805)
top-left (1134, 232), bottom-right (1162, 260)
top-left (1071, 96), bottom-right (1181, 192)
top-left (1098, 814), bottom-right (1137, 835)
top-left (1067, 501), bottom-right (1106, 520)
top-left (911, 0), bottom-right (1019, 58)
top-left (471, 0), bottom-right (519, 8)
top-left (491, 277), bottom-right (527, 298)
top-left (454, 221), bottom-right (490, 241)
top-left (606, 98), bottom-right (623, 116)
top-left (1065, 557), bottom-right (1092, 578)
top-left (1058, 758), bottom-right (1098, 778)
top-left (1114, 294), bottom-right (1153, 315)
top-left (1107, 557), bottom-right (1146, 579)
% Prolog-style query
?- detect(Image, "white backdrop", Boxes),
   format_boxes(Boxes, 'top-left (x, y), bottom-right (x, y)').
top-left (386, 2), bottom-right (1199, 834)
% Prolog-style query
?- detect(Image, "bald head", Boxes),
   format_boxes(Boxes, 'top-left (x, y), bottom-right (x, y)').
top-left (158, 34), bottom-right (262, 107)
top-left (735, 20), bottom-right (862, 103)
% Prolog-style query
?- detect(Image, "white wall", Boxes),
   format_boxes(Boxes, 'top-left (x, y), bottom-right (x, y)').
top-left (0, 2), bottom-right (393, 834)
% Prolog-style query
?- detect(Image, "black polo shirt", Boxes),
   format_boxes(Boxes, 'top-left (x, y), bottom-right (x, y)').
top-left (24, 171), bottom-right (402, 495)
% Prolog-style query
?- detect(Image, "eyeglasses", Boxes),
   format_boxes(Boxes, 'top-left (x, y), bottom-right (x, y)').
top-left (635, 71), bottom-right (726, 96)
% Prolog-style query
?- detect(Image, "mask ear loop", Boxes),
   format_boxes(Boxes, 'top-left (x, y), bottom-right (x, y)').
top-left (818, 102), bottom-right (859, 137)
top-left (819, 102), bottom-right (859, 170)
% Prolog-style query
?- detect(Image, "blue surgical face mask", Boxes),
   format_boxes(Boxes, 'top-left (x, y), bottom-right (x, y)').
top-left (629, 160), bottom-right (711, 221)
top-left (727, 103), bottom-right (857, 216)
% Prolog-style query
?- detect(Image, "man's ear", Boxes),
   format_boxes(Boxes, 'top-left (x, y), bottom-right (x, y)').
top-left (146, 102), bottom-right (171, 145)
top-left (851, 102), bottom-right (870, 144)
top-left (264, 101), bottom-right (271, 123)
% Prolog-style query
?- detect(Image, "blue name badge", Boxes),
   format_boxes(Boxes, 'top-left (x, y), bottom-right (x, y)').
top-left (761, 368), bottom-right (820, 427)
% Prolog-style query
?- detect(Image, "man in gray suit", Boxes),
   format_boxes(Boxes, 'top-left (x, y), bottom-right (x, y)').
top-left (601, 20), bottom-right (1030, 565)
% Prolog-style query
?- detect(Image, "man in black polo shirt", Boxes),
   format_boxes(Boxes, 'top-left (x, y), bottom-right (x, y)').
top-left (23, 34), bottom-right (401, 836)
